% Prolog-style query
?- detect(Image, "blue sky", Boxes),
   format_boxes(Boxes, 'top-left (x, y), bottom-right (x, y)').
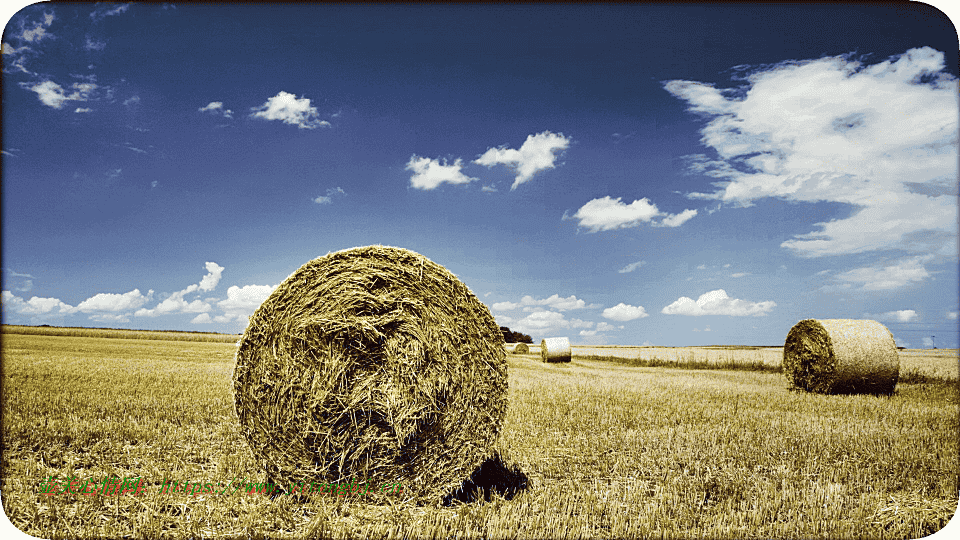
top-left (2, 3), bottom-right (958, 347)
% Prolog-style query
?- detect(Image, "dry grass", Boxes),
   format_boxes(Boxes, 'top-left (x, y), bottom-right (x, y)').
top-left (0, 324), bottom-right (239, 343)
top-left (783, 319), bottom-right (900, 394)
top-left (233, 245), bottom-right (508, 505)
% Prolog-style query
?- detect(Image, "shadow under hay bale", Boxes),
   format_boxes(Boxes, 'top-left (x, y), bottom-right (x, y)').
top-left (783, 318), bottom-right (899, 395)
top-left (233, 245), bottom-right (508, 505)
top-left (442, 453), bottom-right (529, 505)
top-left (541, 336), bottom-right (571, 363)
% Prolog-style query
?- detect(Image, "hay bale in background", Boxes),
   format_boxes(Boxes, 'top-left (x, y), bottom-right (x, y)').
top-left (233, 245), bottom-right (508, 504)
top-left (541, 337), bottom-right (571, 363)
top-left (783, 319), bottom-right (899, 394)
top-left (513, 343), bottom-right (530, 354)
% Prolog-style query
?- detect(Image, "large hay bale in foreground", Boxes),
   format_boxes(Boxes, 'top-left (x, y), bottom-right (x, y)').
top-left (233, 245), bottom-right (508, 504)
top-left (541, 337), bottom-right (571, 363)
top-left (512, 343), bottom-right (529, 354)
top-left (783, 319), bottom-right (899, 394)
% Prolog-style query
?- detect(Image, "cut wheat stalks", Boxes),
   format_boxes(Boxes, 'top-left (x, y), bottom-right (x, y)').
top-left (541, 336), bottom-right (571, 363)
top-left (512, 343), bottom-right (530, 354)
top-left (783, 318), bottom-right (899, 394)
top-left (233, 245), bottom-right (508, 504)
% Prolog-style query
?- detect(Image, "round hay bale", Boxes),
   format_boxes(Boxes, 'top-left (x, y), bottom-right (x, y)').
top-left (782, 319), bottom-right (899, 394)
top-left (513, 343), bottom-right (530, 354)
top-left (541, 337), bottom-right (571, 363)
top-left (233, 245), bottom-right (508, 504)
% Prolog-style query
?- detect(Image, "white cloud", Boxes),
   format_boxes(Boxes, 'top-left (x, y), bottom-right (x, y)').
top-left (947, 312), bottom-right (959, 320)
top-left (566, 196), bottom-right (697, 232)
top-left (135, 262), bottom-right (224, 316)
top-left (834, 256), bottom-right (931, 290)
top-left (218, 284), bottom-right (276, 320)
top-left (19, 11), bottom-right (55, 42)
top-left (492, 301), bottom-right (521, 311)
top-left (865, 310), bottom-right (919, 323)
top-left (250, 91), bottom-right (329, 129)
top-left (474, 131), bottom-right (570, 189)
top-left (75, 289), bottom-right (152, 313)
top-left (198, 262), bottom-right (225, 292)
top-left (85, 37), bottom-right (106, 51)
top-left (74, 107), bottom-right (92, 113)
top-left (602, 303), bottom-right (649, 321)
top-left (2, 291), bottom-right (75, 316)
top-left (504, 309), bottom-right (594, 337)
top-left (666, 47), bottom-right (958, 258)
top-left (199, 101), bottom-right (233, 118)
top-left (90, 4), bottom-right (130, 22)
top-left (406, 155), bottom-right (477, 190)
top-left (191, 313), bottom-right (212, 324)
top-left (595, 322), bottom-right (622, 332)
top-left (662, 289), bottom-right (775, 316)
top-left (730, 272), bottom-right (749, 278)
top-left (314, 187), bottom-right (345, 205)
top-left (21, 81), bottom-right (97, 109)
top-left (618, 260), bottom-right (646, 273)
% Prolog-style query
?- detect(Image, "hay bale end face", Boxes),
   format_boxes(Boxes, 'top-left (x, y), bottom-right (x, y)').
top-left (512, 343), bottom-right (530, 354)
top-left (541, 337), bottom-right (571, 363)
top-left (233, 245), bottom-right (508, 504)
top-left (783, 319), bottom-right (899, 394)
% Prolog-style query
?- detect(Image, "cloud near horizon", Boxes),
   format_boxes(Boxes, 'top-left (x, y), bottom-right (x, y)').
top-left (662, 289), bottom-right (775, 316)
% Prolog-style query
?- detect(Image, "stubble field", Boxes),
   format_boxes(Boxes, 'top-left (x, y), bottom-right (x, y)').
top-left (2, 326), bottom-right (958, 539)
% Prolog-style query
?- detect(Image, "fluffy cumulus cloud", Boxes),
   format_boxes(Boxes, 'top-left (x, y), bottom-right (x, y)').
top-left (2, 290), bottom-right (75, 317)
top-left (662, 289), bottom-right (775, 316)
top-left (216, 284), bottom-right (276, 323)
top-left (865, 310), bottom-right (919, 323)
top-left (665, 47), bottom-right (958, 259)
top-left (566, 196), bottom-right (697, 232)
top-left (834, 256), bottom-right (931, 290)
top-left (250, 91), bottom-right (330, 129)
top-left (506, 309), bottom-right (593, 336)
top-left (406, 156), bottom-right (477, 190)
top-left (602, 303), bottom-right (649, 321)
top-left (474, 131), bottom-right (570, 190)
top-left (136, 262), bottom-right (223, 317)
top-left (198, 101), bottom-right (233, 118)
top-left (493, 294), bottom-right (590, 312)
top-left (76, 289), bottom-right (152, 313)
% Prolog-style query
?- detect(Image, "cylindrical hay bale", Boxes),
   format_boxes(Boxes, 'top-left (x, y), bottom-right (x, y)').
top-left (233, 246), bottom-right (508, 504)
top-left (541, 337), bottom-right (571, 363)
top-left (783, 319), bottom-right (899, 394)
top-left (513, 343), bottom-right (530, 354)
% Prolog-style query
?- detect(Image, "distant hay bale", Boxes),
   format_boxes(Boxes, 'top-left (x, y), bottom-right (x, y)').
top-left (233, 245), bottom-right (508, 504)
top-left (782, 319), bottom-right (899, 394)
top-left (513, 343), bottom-right (530, 354)
top-left (541, 337), bottom-right (571, 363)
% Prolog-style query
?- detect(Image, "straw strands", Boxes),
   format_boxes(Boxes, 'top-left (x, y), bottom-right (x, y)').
top-left (233, 245), bottom-right (508, 504)
top-left (783, 319), bottom-right (900, 394)
top-left (541, 337), bottom-right (571, 363)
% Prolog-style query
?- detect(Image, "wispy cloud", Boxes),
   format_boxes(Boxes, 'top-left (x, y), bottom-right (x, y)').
top-left (90, 3), bottom-right (130, 23)
top-left (406, 156), bottom-right (477, 190)
top-left (618, 260), bottom-right (646, 273)
top-left (834, 256), bottom-right (931, 290)
top-left (199, 101), bottom-right (233, 119)
top-left (865, 310), bottom-right (919, 323)
top-left (666, 47), bottom-right (958, 258)
top-left (314, 187), bottom-right (345, 205)
top-left (474, 131), bottom-right (570, 190)
top-left (492, 294), bottom-right (593, 312)
top-left (250, 91), bottom-right (330, 129)
top-left (565, 196), bottom-right (697, 232)
top-left (662, 289), bottom-right (775, 316)
top-left (135, 262), bottom-right (224, 317)
top-left (20, 80), bottom-right (98, 109)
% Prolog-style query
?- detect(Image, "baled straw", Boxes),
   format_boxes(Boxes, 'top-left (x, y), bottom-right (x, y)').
top-left (512, 343), bottom-right (530, 354)
top-left (233, 245), bottom-right (508, 504)
top-left (783, 319), bottom-right (899, 394)
top-left (541, 337), bottom-right (571, 363)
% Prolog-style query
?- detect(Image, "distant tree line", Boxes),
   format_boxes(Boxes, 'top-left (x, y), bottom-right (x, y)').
top-left (500, 326), bottom-right (533, 344)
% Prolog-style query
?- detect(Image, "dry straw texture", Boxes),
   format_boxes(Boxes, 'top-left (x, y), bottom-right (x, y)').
top-left (233, 245), bottom-right (508, 504)
top-left (512, 343), bottom-right (530, 354)
top-left (783, 319), bottom-right (900, 394)
top-left (541, 337), bottom-right (571, 363)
